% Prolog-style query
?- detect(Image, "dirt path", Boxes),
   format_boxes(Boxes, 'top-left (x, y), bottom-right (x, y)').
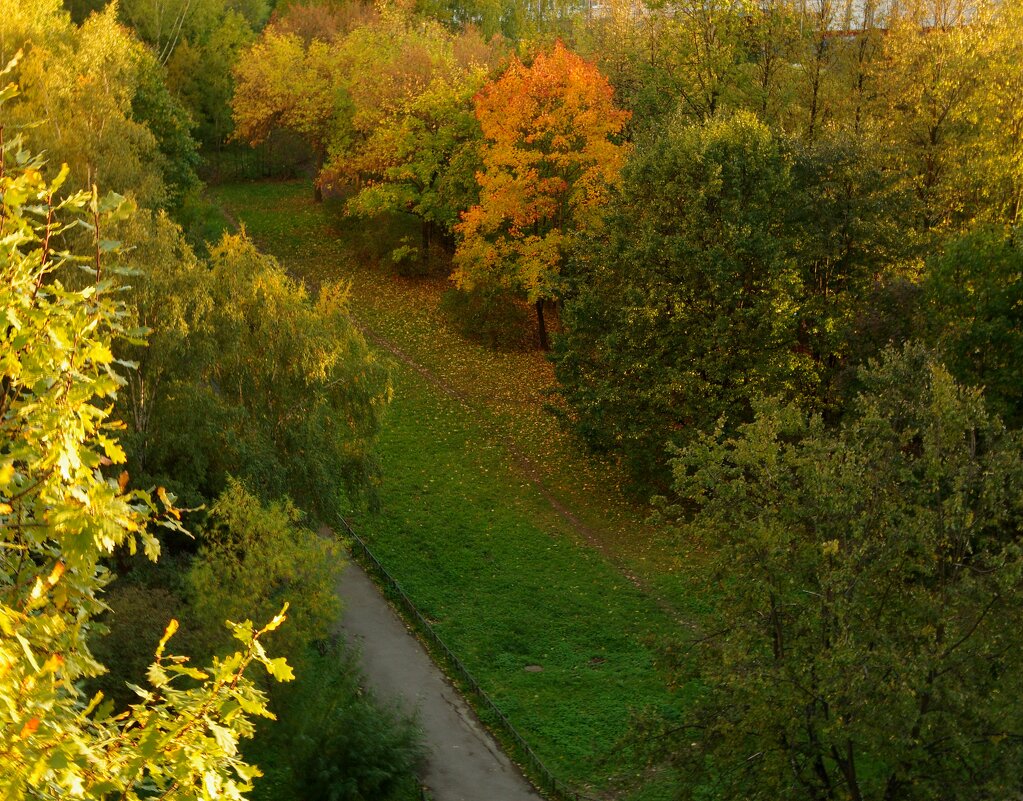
top-left (335, 559), bottom-right (544, 801)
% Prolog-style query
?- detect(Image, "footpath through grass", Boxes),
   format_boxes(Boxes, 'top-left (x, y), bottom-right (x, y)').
top-left (210, 180), bottom-right (694, 799)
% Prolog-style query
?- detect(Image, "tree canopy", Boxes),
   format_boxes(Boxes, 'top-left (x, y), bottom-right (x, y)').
top-left (656, 344), bottom-right (1023, 800)
top-left (452, 40), bottom-right (630, 347)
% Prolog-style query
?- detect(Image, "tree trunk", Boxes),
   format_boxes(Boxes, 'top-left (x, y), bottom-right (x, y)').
top-left (421, 219), bottom-right (431, 265)
top-left (313, 148), bottom-right (324, 202)
top-left (535, 299), bottom-right (549, 350)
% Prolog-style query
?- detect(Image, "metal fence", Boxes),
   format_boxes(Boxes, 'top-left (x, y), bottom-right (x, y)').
top-left (336, 516), bottom-right (597, 801)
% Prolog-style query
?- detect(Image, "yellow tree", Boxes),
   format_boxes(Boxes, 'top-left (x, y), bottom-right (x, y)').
top-left (873, 0), bottom-right (988, 232)
top-left (453, 41), bottom-right (630, 348)
top-left (231, 29), bottom-right (341, 200)
top-left (970, 0), bottom-right (1023, 224)
top-left (321, 8), bottom-right (500, 261)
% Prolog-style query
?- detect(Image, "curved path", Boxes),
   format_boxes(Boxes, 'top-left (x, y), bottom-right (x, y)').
top-left (335, 560), bottom-right (544, 801)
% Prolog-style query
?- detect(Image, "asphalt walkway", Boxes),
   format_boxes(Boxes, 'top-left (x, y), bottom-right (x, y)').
top-left (335, 561), bottom-right (544, 801)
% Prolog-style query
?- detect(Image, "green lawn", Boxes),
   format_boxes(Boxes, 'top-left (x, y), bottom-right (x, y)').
top-left (209, 180), bottom-right (693, 799)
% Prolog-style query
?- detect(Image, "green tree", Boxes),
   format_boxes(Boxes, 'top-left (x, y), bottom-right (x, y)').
top-left (0, 100), bottom-right (290, 800)
top-left (118, 0), bottom-right (268, 65)
top-left (118, 220), bottom-right (391, 521)
top-left (923, 227), bottom-right (1023, 426)
top-left (553, 112), bottom-right (805, 486)
top-left (186, 480), bottom-right (343, 666)
top-left (274, 649), bottom-right (426, 801)
top-left (655, 343), bottom-right (1023, 800)
top-left (166, 11), bottom-right (256, 150)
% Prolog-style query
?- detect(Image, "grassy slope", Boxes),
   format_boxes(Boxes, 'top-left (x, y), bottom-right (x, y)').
top-left (210, 180), bottom-right (693, 798)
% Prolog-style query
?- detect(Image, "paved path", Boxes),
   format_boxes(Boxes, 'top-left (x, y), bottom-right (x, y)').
top-left (335, 561), bottom-right (544, 801)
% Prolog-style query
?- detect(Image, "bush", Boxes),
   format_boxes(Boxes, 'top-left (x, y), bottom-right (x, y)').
top-left (248, 648), bottom-right (426, 801)
top-left (186, 480), bottom-right (344, 667)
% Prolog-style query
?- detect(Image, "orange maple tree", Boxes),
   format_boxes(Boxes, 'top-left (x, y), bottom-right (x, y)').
top-left (453, 40), bottom-right (631, 348)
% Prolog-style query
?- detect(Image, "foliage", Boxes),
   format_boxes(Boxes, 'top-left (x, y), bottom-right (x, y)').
top-left (784, 136), bottom-right (918, 410)
top-left (119, 0), bottom-right (268, 65)
top-left (452, 40), bottom-right (630, 347)
top-left (923, 226), bottom-right (1023, 426)
top-left (117, 216), bottom-right (392, 522)
top-left (231, 28), bottom-right (343, 191)
top-left (553, 112), bottom-right (806, 487)
top-left (2, 0), bottom-right (201, 208)
top-left (2, 1), bottom-right (199, 209)
top-left (871, 0), bottom-right (989, 234)
top-left (656, 343), bottom-right (1023, 800)
top-left (322, 7), bottom-right (499, 258)
top-left (0, 106), bottom-right (290, 800)
top-left (269, 0), bottom-right (379, 46)
top-left (166, 11), bottom-right (256, 149)
top-left (130, 53), bottom-right (201, 207)
top-left (89, 582), bottom-right (200, 708)
top-left (186, 480), bottom-right (344, 666)
top-left (969, 0), bottom-right (1023, 224)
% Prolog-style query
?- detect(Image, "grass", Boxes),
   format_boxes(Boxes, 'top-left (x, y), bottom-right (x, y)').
top-left (209, 179), bottom-right (694, 799)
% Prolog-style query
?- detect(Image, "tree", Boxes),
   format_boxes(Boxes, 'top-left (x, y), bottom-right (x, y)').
top-left (872, 0), bottom-right (988, 233)
top-left (117, 217), bottom-right (391, 522)
top-left (280, 649), bottom-right (426, 801)
top-left (553, 112), bottom-right (805, 486)
top-left (166, 11), bottom-right (256, 150)
top-left (0, 101), bottom-right (290, 800)
top-left (186, 480), bottom-right (344, 666)
top-left (654, 343), bottom-right (1023, 800)
top-left (923, 226), bottom-right (1023, 426)
top-left (967, 0), bottom-right (1023, 224)
top-left (453, 40), bottom-right (630, 348)
top-left (3, 1), bottom-right (199, 209)
top-left (662, 0), bottom-right (750, 122)
top-left (118, 0), bottom-right (268, 65)
top-left (321, 9), bottom-right (499, 263)
top-left (231, 29), bottom-right (344, 200)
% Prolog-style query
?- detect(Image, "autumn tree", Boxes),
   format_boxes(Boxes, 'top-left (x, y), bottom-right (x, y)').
top-left (967, 0), bottom-right (1023, 224)
top-left (2, 0), bottom-right (199, 208)
top-left (231, 29), bottom-right (343, 199)
top-left (269, 0), bottom-right (379, 45)
top-left (321, 8), bottom-right (500, 263)
top-left (453, 41), bottom-right (630, 348)
top-left (872, 0), bottom-right (988, 233)
top-left (0, 100), bottom-right (290, 800)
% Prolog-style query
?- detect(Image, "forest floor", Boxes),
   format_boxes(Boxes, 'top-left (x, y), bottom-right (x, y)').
top-left (210, 180), bottom-right (700, 801)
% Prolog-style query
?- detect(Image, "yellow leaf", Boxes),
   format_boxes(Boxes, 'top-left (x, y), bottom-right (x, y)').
top-left (156, 619), bottom-right (179, 659)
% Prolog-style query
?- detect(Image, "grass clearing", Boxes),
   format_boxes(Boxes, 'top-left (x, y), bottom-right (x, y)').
top-left (209, 179), bottom-right (694, 798)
